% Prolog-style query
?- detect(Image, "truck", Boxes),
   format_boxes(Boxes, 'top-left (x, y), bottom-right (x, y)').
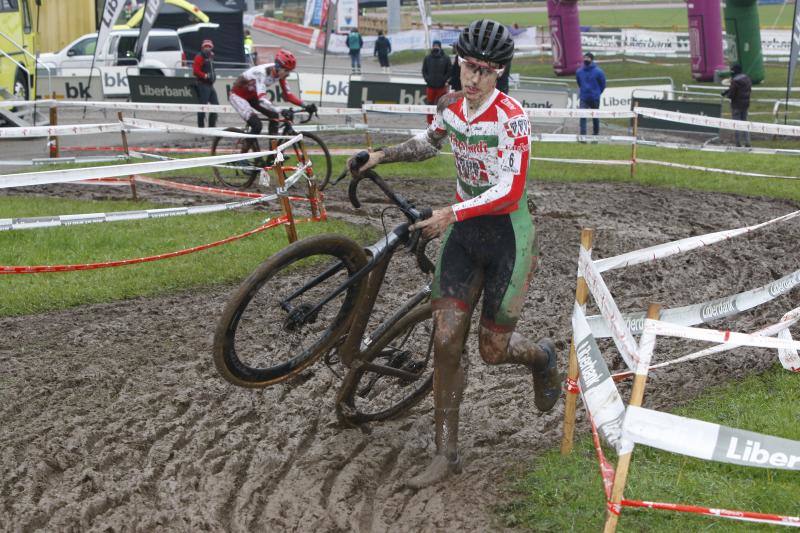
top-left (0, 0), bottom-right (39, 101)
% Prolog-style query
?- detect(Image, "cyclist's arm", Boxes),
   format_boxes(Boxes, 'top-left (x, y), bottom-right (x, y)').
top-left (279, 77), bottom-right (304, 106)
top-left (377, 92), bottom-right (458, 163)
top-left (451, 112), bottom-right (530, 222)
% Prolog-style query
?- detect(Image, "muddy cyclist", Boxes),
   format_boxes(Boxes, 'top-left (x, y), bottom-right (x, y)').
top-left (349, 19), bottom-right (562, 489)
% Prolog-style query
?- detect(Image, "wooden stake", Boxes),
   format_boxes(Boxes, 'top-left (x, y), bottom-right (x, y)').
top-left (560, 228), bottom-right (594, 455)
top-left (630, 102), bottom-right (639, 178)
top-left (275, 162), bottom-right (298, 243)
top-left (603, 303), bottom-right (662, 533)
top-left (48, 97), bottom-right (59, 158)
top-left (362, 111), bottom-right (373, 149)
top-left (118, 111), bottom-right (129, 157)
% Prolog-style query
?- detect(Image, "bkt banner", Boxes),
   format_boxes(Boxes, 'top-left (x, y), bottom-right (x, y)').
top-left (347, 80), bottom-right (428, 108)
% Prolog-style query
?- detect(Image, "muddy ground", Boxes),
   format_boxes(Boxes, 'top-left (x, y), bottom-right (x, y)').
top-left (2, 169), bottom-right (799, 532)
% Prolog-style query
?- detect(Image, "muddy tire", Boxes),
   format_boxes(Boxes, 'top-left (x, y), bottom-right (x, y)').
top-left (291, 131), bottom-right (332, 190)
top-left (336, 304), bottom-right (434, 424)
top-left (213, 234), bottom-right (369, 388)
top-left (210, 128), bottom-right (261, 189)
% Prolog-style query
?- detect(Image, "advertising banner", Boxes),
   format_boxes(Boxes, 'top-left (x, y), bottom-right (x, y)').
top-left (599, 84), bottom-right (672, 111)
top-left (621, 29), bottom-right (689, 56)
top-left (134, 0), bottom-right (165, 58)
top-left (297, 73), bottom-right (350, 104)
top-left (762, 30), bottom-right (792, 57)
top-left (337, 0), bottom-right (358, 32)
top-left (95, 0), bottom-right (128, 68)
top-left (47, 76), bottom-right (106, 101)
top-left (635, 97), bottom-right (721, 133)
top-left (347, 79), bottom-right (427, 108)
top-left (130, 76), bottom-right (301, 105)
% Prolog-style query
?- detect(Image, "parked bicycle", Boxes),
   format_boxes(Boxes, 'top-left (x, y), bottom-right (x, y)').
top-left (210, 108), bottom-right (332, 190)
top-left (213, 152), bottom-right (438, 424)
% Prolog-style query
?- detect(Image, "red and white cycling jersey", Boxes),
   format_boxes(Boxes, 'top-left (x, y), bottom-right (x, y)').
top-left (429, 89), bottom-right (530, 221)
top-left (230, 63), bottom-right (303, 108)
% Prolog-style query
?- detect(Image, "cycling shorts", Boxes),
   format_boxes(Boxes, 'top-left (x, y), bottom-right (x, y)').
top-left (431, 200), bottom-right (538, 331)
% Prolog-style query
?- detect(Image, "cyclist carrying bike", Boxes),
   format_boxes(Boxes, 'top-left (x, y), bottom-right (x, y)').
top-left (349, 19), bottom-right (561, 489)
top-left (229, 49), bottom-right (317, 138)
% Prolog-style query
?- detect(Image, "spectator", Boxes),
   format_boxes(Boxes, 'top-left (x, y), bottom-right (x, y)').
top-left (244, 30), bottom-right (255, 65)
top-left (448, 44), bottom-right (461, 91)
top-left (575, 52), bottom-right (606, 136)
top-left (722, 63), bottom-right (752, 147)
top-left (374, 30), bottom-right (392, 73)
top-left (193, 39), bottom-right (218, 128)
top-left (347, 28), bottom-right (363, 74)
top-left (422, 40), bottom-right (450, 124)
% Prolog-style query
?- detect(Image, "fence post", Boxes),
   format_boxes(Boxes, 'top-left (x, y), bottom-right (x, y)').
top-left (560, 228), bottom-right (594, 456)
top-left (275, 162), bottom-right (299, 243)
top-left (630, 101), bottom-right (639, 178)
top-left (603, 303), bottom-right (661, 533)
top-left (48, 96), bottom-right (59, 158)
top-left (362, 110), bottom-right (373, 149)
top-left (117, 111), bottom-right (137, 199)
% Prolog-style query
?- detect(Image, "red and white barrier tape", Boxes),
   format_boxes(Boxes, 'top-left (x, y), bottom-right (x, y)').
top-left (635, 106), bottom-right (800, 136)
top-left (579, 249), bottom-right (640, 370)
top-left (0, 122), bottom-right (123, 139)
top-left (0, 163), bottom-right (311, 231)
top-left (638, 158), bottom-right (800, 180)
top-left (587, 268), bottom-right (800, 339)
top-left (0, 134), bottom-right (301, 189)
top-left (642, 318), bottom-right (800, 352)
top-left (621, 499), bottom-right (800, 527)
top-left (594, 209), bottom-right (800, 273)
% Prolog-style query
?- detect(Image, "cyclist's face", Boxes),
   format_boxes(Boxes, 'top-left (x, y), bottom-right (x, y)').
top-left (459, 56), bottom-right (501, 107)
top-left (274, 66), bottom-right (290, 79)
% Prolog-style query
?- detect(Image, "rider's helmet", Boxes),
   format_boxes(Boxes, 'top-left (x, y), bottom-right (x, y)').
top-left (455, 19), bottom-right (514, 67)
top-left (274, 49), bottom-right (297, 71)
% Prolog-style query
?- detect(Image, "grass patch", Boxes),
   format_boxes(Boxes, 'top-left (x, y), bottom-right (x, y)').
top-left (434, 4), bottom-right (795, 30)
top-left (0, 196), bottom-right (373, 316)
top-left (499, 365), bottom-right (800, 531)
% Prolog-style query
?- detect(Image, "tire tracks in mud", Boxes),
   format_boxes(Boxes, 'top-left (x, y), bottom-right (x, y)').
top-left (2, 178), bottom-right (799, 531)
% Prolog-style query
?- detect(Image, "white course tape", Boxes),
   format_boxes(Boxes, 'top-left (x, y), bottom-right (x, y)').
top-left (642, 318), bottom-right (800, 352)
top-left (623, 405), bottom-right (800, 471)
top-left (587, 268), bottom-right (800, 339)
top-left (0, 134), bottom-right (302, 189)
top-left (56, 100), bottom-right (236, 114)
top-left (645, 307), bottom-right (800, 373)
top-left (534, 134), bottom-right (636, 144)
top-left (572, 304), bottom-right (633, 455)
top-left (580, 248), bottom-right (640, 370)
top-left (594, 209), bottom-right (800, 273)
top-left (0, 99), bottom-right (56, 108)
top-left (122, 118), bottom-right (295, 140)
top-left (0, 162), bottom-right (310, 231)
top-left (531, 157), bottom-right (630, 165)
top-left (638, 158), bottom-right (800, 181)
top-left (361, 104), bottom-right (635, 119)
top-left (362, 104), bottom-right (433, 114)
top-left (635, 106), bottom-right (800, 137)
top-left (0, 122), bottom-right (123, 139)
top-left (636, 139), bottom-right (800, 157)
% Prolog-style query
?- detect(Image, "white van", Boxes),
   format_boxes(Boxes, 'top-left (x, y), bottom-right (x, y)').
top-left (39, 25), bottom-right (213, 76)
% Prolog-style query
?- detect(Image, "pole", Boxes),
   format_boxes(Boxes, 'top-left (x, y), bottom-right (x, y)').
top-left (48, 94), bottom-right (59, 158)
top-left (117, 111), bottom-right (137, 200)
top-left (319, 0), bottom-right (333, 107)
top-left (603, 303), bottom-right (662, 533)
top-left (630, 100), bottom-right (639, 178)
top-left (275, 163), bottom-right (299, 243)
top-left (362, 111), bottom-right (373, 148)
top-left (560, 228), bottom-right (594, 455)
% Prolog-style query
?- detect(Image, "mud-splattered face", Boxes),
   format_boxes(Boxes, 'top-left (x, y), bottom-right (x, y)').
top-left (459, 56), bottom-right (503, 109)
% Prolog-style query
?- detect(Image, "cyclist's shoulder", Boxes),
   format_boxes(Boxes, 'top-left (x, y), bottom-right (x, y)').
top-left (437, 91), bottom-right (463, 115)
top-left (493, 94), bottom-right (527, 122)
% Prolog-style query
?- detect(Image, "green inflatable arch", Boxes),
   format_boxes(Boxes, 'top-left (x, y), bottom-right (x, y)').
top-left (724, 0), bottom-right (765, 83)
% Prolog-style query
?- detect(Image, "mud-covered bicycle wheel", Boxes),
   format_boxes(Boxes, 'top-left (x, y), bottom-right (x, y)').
top-left (213, 234), bottom-right (369, 388)
top-left (210, 127), bottom-right (262, 189)
top-left (287, 131), bottom-right (332, 189)
top-left (336, 304), bottom-right (434, 424)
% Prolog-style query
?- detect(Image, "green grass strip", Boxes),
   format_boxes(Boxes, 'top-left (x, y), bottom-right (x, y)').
top-left (499, 365), bottom-right (800, 531)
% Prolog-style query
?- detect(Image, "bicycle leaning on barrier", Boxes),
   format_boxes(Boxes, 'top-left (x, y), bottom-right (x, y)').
top-left (213, 151), bottom-right (439, 424)
top-left (210, 107), bottom-right (332, 190)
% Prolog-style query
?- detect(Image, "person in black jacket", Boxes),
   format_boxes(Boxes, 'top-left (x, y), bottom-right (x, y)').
top-left (422, 40), bottom-right (451, 124)
top-left (374, 30), bottom-right (392, 73)
top-left (722, 63), bottom-right (752, 147)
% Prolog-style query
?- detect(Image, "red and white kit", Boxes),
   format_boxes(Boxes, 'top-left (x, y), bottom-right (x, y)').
top-left (229, 63), bottom-right (303, 120)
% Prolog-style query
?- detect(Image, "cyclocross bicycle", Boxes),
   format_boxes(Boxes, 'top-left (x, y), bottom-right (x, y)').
top-left (213, 153), bottom-right (437, 425)
top-left (210, 108), bottom-right (332, 190)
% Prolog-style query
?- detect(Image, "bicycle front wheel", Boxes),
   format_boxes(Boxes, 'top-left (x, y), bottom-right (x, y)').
top-left (288, 131), bottom-right (332, 189)
top-left (213, 234), bottom-right (369, 388)
top-left (336, 304), bottom-right (434, 424)
top-left (210, 128), bottom-right (262, 189)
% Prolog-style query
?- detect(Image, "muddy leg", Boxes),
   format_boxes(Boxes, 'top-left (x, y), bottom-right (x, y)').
top-left (406, 307), bottom-right (470, 489)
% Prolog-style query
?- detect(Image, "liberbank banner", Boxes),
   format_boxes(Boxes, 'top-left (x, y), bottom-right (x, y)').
top-left (130, 76), bottom-right (301, 105)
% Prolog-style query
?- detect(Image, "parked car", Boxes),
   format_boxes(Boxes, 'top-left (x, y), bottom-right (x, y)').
top-left (38, 24), bottom-right (215, 76)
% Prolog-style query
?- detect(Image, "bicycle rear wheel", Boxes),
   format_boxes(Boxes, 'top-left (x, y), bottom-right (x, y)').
top-left (213, 234), bottom-right (369, 388)
top-left (210, 128), bottom-right (262, 189)
top-left (286, 131), bottom-right (332, 189)
top-left (336, 304), bottom-right (434, 424)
